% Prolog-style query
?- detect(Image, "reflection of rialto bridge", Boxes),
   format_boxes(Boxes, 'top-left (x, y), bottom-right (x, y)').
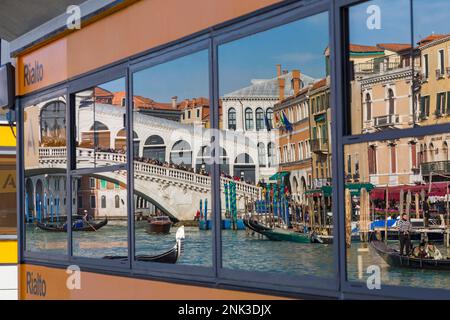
top-left (25, 104), bottom-right (265, 221)
top-left (32, 147), bottom-right (260, 220)
top-left (78, 104), bottom-right (268, 181)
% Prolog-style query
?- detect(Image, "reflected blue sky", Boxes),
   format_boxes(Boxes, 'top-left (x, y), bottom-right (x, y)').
top-left (350, 0), bottom-right (450, 45)
top-left (102, 0), bottom-right (450, 101)
top-left (218, 12), bottom-right (329, 96)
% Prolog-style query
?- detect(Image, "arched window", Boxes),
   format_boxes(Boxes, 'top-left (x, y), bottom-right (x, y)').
top-left (115, 195), bottom-right (120, 208)
top-left (429, 143), bottom-right (435, 161)
top-left (255, 108), bottom-right (265, 131)
top-left (143, 135), bottom-right (165, 162)
top-left (257, 142), bottom-right (266, 167)
top-left (245, 108), bottom-right (254, 130)
top-left (266, 108), bottom-right (273, 129)
top-left (40, 100), bottom-right (66, 144)
top-left (170, 140), bottom-right (192, 167)
top-left (196, 145), bottom-right (211, 173)
top-left (365, 93), bottom-right (372, 121)
top-left (101, 195), bottom-right (106, 209)
top-left (388, 89), bottom-right (395, 114)
top-left (268, 142), bottom-right (275, 167)
top-left (299, 142), bottom-right (304, 160)
top-left (234, 153), bottom-right (255, 183)
top-left (90, 121), bottom-right (109, 131)
top-left (115, 129), bottom-right (139, 154)
top-left (228, 108), bottom-right (236, 130)
top-left (443, 142), bottom-right (449, 161)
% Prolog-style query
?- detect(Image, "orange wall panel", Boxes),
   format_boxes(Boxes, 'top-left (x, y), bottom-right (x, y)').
top-left (17, 0), bottom-right (282, 95)
top-left (20, 264), bottom-right (287, 300)
top-left (17, 40), bottom-right (67, 95)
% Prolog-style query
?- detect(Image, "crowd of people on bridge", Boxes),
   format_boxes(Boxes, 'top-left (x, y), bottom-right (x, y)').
top-left (83, 146), bottom-right (257, 184)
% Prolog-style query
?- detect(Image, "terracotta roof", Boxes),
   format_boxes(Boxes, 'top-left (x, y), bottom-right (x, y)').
top-left (417, 34), bottom-right (449, 47)
top-left (311, 78), bottom-right (327, 90)
top-left (349, 44), bottom-right (382, 53)
top-left (376, 43), bottom-right (411, 53)
top-left (111, 91), bottom-right (185, 110)
top-left (178, 97), bottom-right (210, 109)
top-left (94, 87), bottom-right (113, 97)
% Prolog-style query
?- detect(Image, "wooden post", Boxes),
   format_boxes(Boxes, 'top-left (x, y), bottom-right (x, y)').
top-left (447, 183), bottom-right (449, 248)
top-left (406, 190), bottom-right (411, 220)
top-left (384, 186), bottom-right (389, 244)
top-left (345, 188), bottom-right (352, 248)
top-left (399, 189), bottom-right (404, 218)
top-left (317, 195), bottom-right (322, 232)
top-left (415, 193), bottom-right (420, 219)
top-left (359, 188), bottom-right (369, 242)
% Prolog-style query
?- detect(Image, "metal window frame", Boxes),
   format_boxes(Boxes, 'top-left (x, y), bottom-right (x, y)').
top-left (16, 0), bottom-right (450, 299)
top-left (335, 0), bottom-right (450, 299)
top-left (212, 0), bottom-right (340, 296)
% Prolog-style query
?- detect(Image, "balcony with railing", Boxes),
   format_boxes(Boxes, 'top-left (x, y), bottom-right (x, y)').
top-left (310, 138), bottom-right (329, 153)
top-left (421, 160), bottom-right (450, 176)
top-left (373, 114), bottom-right (400, 127)
top-left (353, 54), bottom-right (419, 76)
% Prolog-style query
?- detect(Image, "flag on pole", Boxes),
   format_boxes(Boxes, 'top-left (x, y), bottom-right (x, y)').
top-left (281, 111), bottom-right (293, 131)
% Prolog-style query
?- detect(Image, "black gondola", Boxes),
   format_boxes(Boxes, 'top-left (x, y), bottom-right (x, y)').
top-left (36, 218), bottom-right (108, 232)
top-left (370, 240), bottom-right (450, 271)
top-left (103, 226), bottom-right (185, 264)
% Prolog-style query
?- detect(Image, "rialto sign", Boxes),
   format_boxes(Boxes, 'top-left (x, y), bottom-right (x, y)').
top-left (23, 61), bottom-right (44, 86)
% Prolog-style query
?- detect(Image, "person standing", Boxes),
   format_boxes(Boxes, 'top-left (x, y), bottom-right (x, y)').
top-left (423, 199), bottom-right (430, 227)
top-left (398, 213), bottom-right (412, 256)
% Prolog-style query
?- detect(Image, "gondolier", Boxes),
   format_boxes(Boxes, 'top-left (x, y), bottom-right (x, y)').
top-left (398, 213), bottom-right (412, 256)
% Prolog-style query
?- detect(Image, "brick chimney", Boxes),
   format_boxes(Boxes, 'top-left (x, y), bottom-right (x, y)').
top-left (276, 64), bottom-right (282, 77)
top-left (292, 69), bottom-right (301, 95)
top-left (278, 78), bottom-right (285, 102)
top-left (171, 96), bottom-right (178, 109)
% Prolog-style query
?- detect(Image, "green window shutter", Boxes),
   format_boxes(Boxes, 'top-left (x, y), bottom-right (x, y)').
top-left (437, 93), bottom-right (441, 114)
top-left (447, 92), bottom-right (450, 114)
top-left (420, 97), bottom-right (425, 116)
top-left (100, 179), bottom-right (107, 189)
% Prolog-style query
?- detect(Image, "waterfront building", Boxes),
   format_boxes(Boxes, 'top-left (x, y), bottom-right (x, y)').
top-left (273, 70), bottom-right (312, 204)
top-left (221, 65), bottom-right (315, 181)
top-left (308, 77), bottom-right (332, 189)
top-left (415, 34), bottom-right (450, 184)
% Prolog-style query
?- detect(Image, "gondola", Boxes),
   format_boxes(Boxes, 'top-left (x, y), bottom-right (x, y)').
top-left (370, 240), bottom-right (450, 271)
top-left (103, 226), bottom-right (185, 264)
top-left (244, 218), bottom-right (310, 243)
top-left (36, 217), bottom-right (108, 232)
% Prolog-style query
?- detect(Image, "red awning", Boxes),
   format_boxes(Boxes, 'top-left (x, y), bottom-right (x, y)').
top-left (370, 182), bottom-right (450, 200)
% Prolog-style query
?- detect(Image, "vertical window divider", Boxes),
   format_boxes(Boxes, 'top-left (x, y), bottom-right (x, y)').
top-left (333, 2), bottom-right (349, 296)
top-left (126, 66), bottom-right (135, 269)
top-left (210, 37), bottom-right (222, 278)
top-left (16, 96), bottom-right (24, 264)
top-left (67, 90), bottom-right (74, 259)
top-left (410, 0), bottom-right (417, 126)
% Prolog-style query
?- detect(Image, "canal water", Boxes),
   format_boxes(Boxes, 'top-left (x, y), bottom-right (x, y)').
top-left (26, 221), bottom-right (450, 290)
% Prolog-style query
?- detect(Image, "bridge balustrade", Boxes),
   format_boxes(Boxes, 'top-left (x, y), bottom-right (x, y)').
top-left (38, 147), bottom-right (260, 197)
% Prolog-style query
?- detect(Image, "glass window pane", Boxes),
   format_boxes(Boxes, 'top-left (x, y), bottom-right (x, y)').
top-left (345, 134), bottom-right (450, 291)
top-left (132, 50), bottom-right (211, 266)
top-left (75, 78), bottom-right (127, 168)
top-left (219, 12), bottom-right (332, 277)
top-left (72, 171), bottom-right (128, 259)
top-left (347, 0), bottom-right (414, 135)
top-left (24, 97), bottom-right (67, 255)
top-left (413, 0), bottom-right (450, 124)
